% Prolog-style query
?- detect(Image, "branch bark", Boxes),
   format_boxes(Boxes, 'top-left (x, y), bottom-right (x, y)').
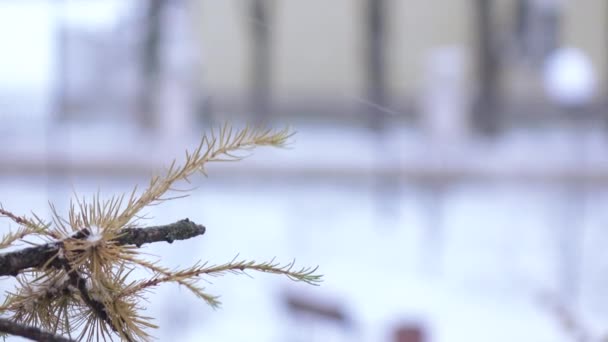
top-left (0, 317), bottom-right (75, 342)
top-left (58, 259), bottom-right (133, 342)
top-left (0, 219), bottom-right (205, 277)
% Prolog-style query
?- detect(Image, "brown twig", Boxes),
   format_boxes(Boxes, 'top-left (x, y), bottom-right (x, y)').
top-left (0, 208), bottom-right (29, 226)
top-left (0, 219), bottom-right (205, 277)
top-left (0, 317), bottom-right (75, 342)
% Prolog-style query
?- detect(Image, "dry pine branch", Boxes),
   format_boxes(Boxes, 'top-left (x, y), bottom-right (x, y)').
top-left (0, 125), bottom-right (321, 342)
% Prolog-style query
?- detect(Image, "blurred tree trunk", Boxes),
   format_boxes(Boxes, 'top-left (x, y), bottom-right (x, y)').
top-left (248, 0), bottom-right (273, 124)
top-left (473, 0), bottom-right (500, 135)
top-left (365, 0), bottom-right (388, 132)
top-left (139, 0), bottom-right (167, 130)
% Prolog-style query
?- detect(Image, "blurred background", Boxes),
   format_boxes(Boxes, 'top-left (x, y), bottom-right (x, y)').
top-left (1, 0), bottom-right (608, 341)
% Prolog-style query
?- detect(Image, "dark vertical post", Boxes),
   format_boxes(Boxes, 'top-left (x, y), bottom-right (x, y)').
top-left (365, 0), bottom-right (388, 131)
top-left (473, 0), bottom-right (500, 135)
top-left (515, 0), bottom-right (527, 42)
top-left (52, 0), bottom-right (68, 121)
top-left (605, 1), bottom-right (608, 119)
top-left (557, 186), bottom-right (585, 305)
top-left (603, 1), bottom-right (608, 128)
top-left (540, 5), bottom-right (559, 60)
top-left (139, 0), bottom-right (167, 130)
top-left (515, 0), bottom-right (560, 64)
top-left (248, 0), bottom-right (273, 124)
top-left (364, 0), bottom-right (398, 218)
top-left (48, 0), bottom-right (69, 214)
top-left (558, 106), bottom-right (588, 306)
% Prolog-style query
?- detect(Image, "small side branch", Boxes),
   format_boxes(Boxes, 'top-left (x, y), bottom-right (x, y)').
top-left (115, 219), bottom-right (205, 247)
top-left (0, 208), bottom-right (30, 226)
top-left (0, 219), bottom-right (205, 277)
top-left (0, 317), bottom-right (75, 342)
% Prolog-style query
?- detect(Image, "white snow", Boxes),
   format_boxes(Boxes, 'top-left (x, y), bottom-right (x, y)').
top-left (85, 225), bottom-right (103, 244)
top-left (0, 123), bottom-right (606, 341)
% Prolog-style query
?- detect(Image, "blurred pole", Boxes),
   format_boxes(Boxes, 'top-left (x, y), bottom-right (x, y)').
top-left (515, 0), bottom-right (528, 46)
top-left (515, 0), bottom-right (560, 64)
top-left (53, 0), bottom-right (68, 121)
top-left (50, 3), bottom-right (68, 167)
top-left (365, 0), bottom-right (388, 132)
top-left (364, 0), bottom-right (398, 219)
top-left (248, 0), bottom-right (273, 124)
top-left (139, 0), bottom-right (168, 130)
top-left (49, 0), bottom-right (71, 220)
top-left (418, 47), bottom-right (468, 272)
top-left (558, 109), bottom-right (589, 305)
top-left (473, 0), bottom-right (500, 135)
top-left (421, 185), bottom-right (444, 275)
top-left (537, 2), bottom-right (560, 63)
top-left (157, 1), bottom-right (199, 142)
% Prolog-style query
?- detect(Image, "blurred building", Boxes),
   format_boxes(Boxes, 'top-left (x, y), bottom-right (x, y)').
top-left (196, 0), bottom-right (607, 128)
top-left (2, 0), bottom-right (607, 133)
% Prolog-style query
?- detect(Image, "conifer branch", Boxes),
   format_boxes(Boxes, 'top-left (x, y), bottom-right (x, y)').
top-left (0, 207), bottom-right (57, 248)
top-left (0, 219), bottom-right (205, 277)
top-left (114, 124), bottom-right (293, 228)
top-left (0, 207), bottom-right (43, 232)
top-left (0, 125), bottom-right (320, 341)
top-left (0, 317), bottom-right (75, 342)
top-left (119, 258), bottom-right (322, 301)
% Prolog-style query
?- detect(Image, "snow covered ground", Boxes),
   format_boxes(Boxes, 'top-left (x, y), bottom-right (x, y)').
top-left (2, 122), bottom-right (608, 341)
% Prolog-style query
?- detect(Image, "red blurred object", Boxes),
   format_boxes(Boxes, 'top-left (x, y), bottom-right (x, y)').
top-left (393, 324), bottom-right (427, 342)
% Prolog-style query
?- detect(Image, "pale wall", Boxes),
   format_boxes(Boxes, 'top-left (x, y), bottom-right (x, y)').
top-left (193, 1), bottom-right (606, 115)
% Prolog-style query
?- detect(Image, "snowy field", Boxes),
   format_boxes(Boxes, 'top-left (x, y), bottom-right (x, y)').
top-left (2, 122), bottom-right (608, 341)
